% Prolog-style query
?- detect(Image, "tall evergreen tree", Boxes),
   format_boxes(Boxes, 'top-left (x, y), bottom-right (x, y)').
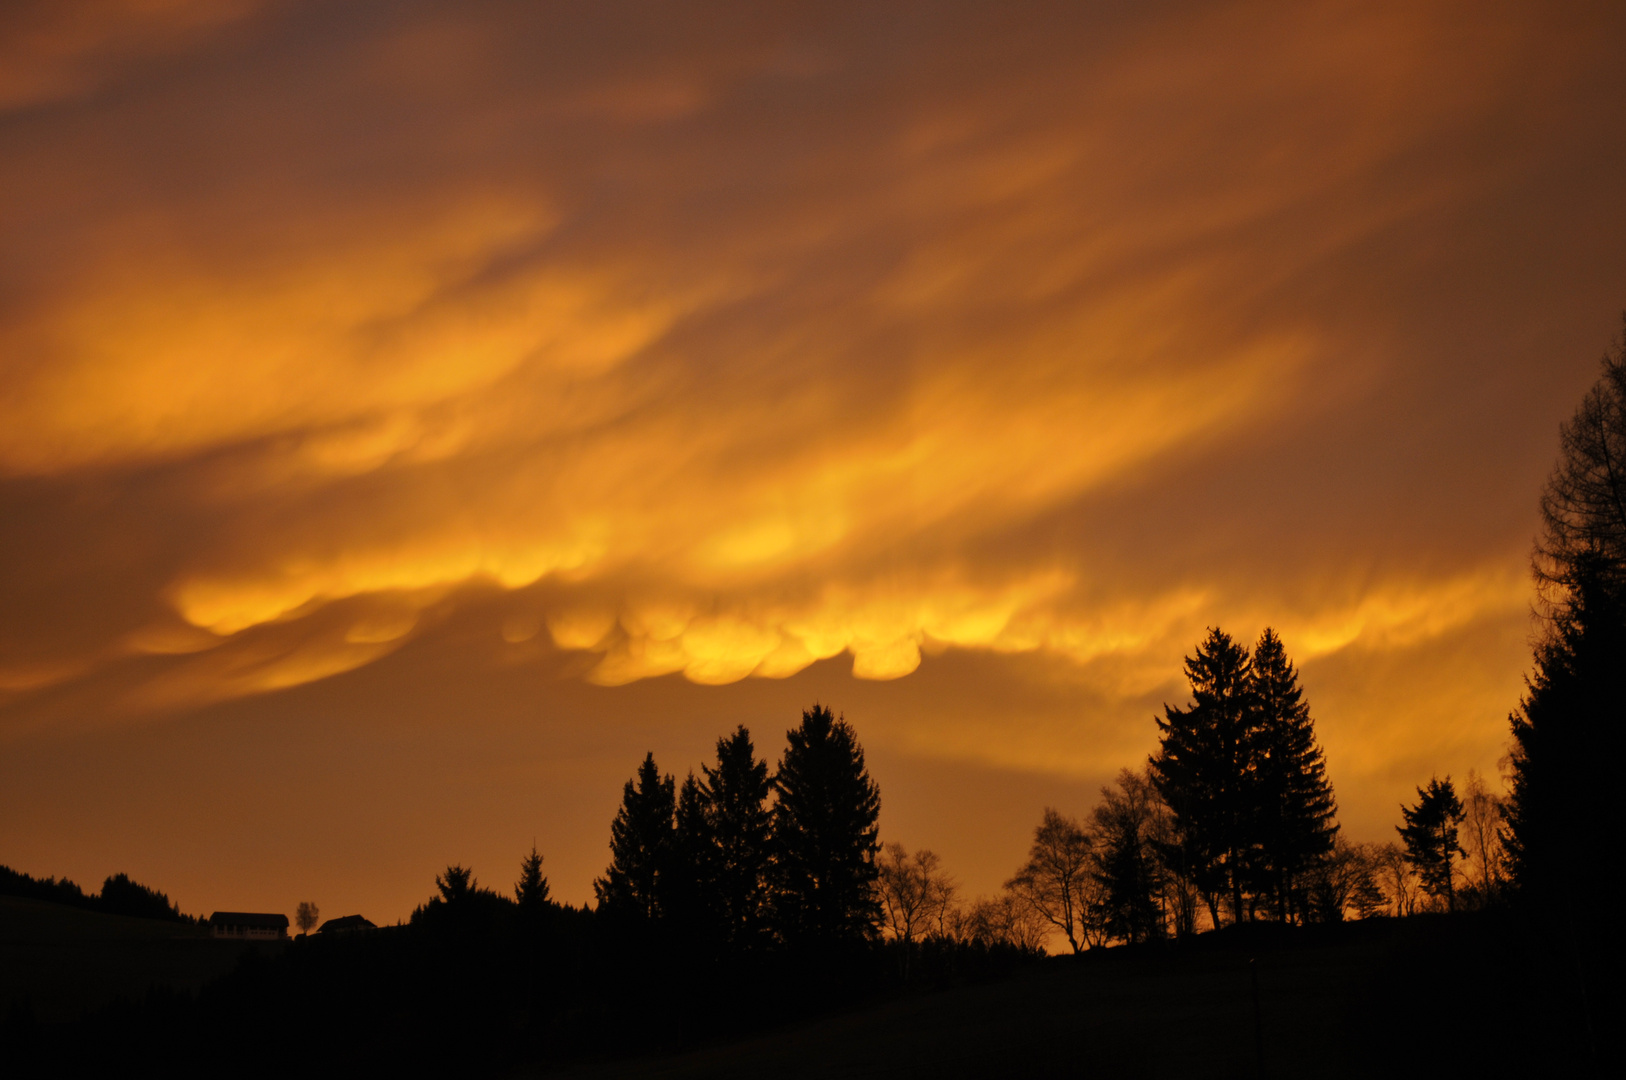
top-left (771, 704), bottom-right (883, 949)
top-left (1397, 776), bottom-right (1467, 912)
top-left (1506, 554), bottom-right (1625, 909)
top-left (515, 844), bottom-right (550, 912)
top-left (1250, 628), bottom-right (1338, 922)
top-left (668, 772), bottom-right (716, 942)
top-left (594, 752), bottom-right (676, 921)
top-left (1149, 627), bottom-right (1258, 925)
top-left (700, 725), bottom-right (774, 951)
top-left (1508, 325), bottom-right (1626, 922)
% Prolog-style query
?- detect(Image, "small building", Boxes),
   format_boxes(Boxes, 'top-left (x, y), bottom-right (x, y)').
top-left (208, 911), bottom-right (289, 940)
top-left (317, 914), bottom-right (376, 934)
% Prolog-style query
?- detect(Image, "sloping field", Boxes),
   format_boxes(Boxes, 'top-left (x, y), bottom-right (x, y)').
top-left (546, 917), bottom-right (1578, 1080)
top-left (0, 896), bottom-right (259, 1021)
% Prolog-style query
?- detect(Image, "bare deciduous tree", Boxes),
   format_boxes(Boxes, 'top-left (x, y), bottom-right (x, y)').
top-left (1304, 837), bottom-right (1376, 922)
top-left (296, 901), bottom-right (319, 936)
top-left (1459, 769), bottom-right (1506, 907)
top-left (952, 893), bottom-right (1048, 953)
top-left (878, 844), bottom-right (957, 978)
top-left (1089, 768), bottom-right (1165, 944)
top-left (1374, 842), bottom-right (1418, 917)
top-left (1005, 807), bottom-right (1094, 954)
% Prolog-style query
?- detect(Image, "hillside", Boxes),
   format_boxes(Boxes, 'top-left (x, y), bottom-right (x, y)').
top-left (540, 915), bottom-right (1584, 1080)
top-left (0, 895), bottom-right (259, 1022)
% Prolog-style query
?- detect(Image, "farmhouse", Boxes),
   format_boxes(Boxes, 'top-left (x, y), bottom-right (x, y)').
top-left (317, 914), bottom-right (376, 934)
top-left (208, 911), bottom-right (289, 940)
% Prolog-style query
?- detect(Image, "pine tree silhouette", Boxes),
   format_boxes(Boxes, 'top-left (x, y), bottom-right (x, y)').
top-left (1397, 777), bottom-right (1467, 912)
top-left (668, 771), bottom-right (717, 944)
top-left (594, 753), bottom-right (676, 921)
top-left (701, 726), bottom-right (774, 951)
top-left (515, 844), bottom-right (550, 911)
top-left (1149, 628), bottom-right (1258, 925)
top-left (1506, 553), bottom-right (1625, 907)
top-left (771, 705), bottom-right (882, 949)
top-left (1251, 628), bottom-right (1338, 922)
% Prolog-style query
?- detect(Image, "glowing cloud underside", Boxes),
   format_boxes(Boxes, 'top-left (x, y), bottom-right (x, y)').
top-left (0, 0), bottom-right (1614, 800)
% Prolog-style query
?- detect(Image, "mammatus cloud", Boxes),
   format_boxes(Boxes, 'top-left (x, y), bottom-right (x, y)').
top-left (0, 1), bottom-right (1620, 816)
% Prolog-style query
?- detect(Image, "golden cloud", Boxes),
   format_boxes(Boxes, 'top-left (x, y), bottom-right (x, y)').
top-left (0, 0), bottom-right (1602, 821)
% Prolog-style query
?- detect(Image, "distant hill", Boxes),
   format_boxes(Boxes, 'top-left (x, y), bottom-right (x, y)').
top-left (0, 895), bottom-right (250, 1022)
top-left (0, 864), bottom-right (190, 923)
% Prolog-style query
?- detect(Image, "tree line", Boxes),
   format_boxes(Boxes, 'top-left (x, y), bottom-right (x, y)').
top-left (591, 705), bottom-right (882, 958)
top-left (0, 864), bottom-right (189, 923)
top-left (995, 637), bottom-right (1515, 957)
top-left (582, 703), bottom-right (1043, 981)
top-left (991, 320), bottom-right (1626, 960)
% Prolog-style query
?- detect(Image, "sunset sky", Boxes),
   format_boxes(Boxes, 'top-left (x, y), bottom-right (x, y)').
top-left (3, 0), bottom-right (1625, 924)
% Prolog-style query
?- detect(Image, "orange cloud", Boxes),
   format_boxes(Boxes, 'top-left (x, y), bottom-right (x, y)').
top-left (2, 2), bottom-right (1623, 920)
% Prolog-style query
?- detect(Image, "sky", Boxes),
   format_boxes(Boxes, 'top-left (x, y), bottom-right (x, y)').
top-left (2, 0), bottom-right (1625, 923)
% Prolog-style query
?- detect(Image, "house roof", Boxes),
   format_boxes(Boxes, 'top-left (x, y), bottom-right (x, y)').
top-left (317, 914), bottom-right (376, 932)
top-left (208, 911), bottom-right (289, 928)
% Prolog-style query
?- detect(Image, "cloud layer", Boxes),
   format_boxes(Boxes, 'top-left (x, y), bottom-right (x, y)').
top-left (3, 0), bottom-right (1626, 911)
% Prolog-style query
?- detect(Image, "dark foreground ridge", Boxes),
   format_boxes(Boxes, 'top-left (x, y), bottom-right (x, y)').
top-left (542, 914), bottom-right (1606, 1080)
top-left (2, 905), bottom-right (1607, 1079)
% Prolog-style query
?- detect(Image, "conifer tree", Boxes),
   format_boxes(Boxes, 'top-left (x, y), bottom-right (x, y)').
top-left (771, 704), bottom-right (882, 948)
top-left (700, 725), bottom-right (774, 950)
top-left (1250, 628), bottom-right (1338, 922)
top-left (1089, 769), bottom-right (1164, 945)
top-left (1397, 776), bottom-right (1467, 912)
top-left (594, 752), bottom-right (676, 921)
top-left (1149, 627), bottom-right (1258, 925)
top-left (1506, 555), bottom-right (1624, 909)
top-left (668, 772), bottom-right (716, 942)
top-left (1506, 325), bottom-right (1626, 926)
top-left (515, 844), bottom-right (550, 912)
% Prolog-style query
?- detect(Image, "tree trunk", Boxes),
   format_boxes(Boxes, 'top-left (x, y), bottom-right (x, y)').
top-left (1203, 891), bottom-right (1221, 931)
top-left (1230, 849), bottom-right (1244, 924)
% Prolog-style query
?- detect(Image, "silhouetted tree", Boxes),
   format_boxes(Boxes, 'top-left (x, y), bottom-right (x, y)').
top-left (699, 726), bottom-right (774, 950)
top-left (1303, 837), bottom-right (1371, 922)
top-left (515, 844), bottom-right (550, 911)
top-left (1508, 323), bottom-right (1626, 924)
top-left (1250, 628), bottom-right (1338, 922)
top-left (878, 845), bottom-right (956, 978)
top-left (668, 772), bottom-right (717, 943)
top-left (953, 893), bottom-right (1048, 952)
top-left (771, 704), bottom-right (883, 949)
top-left (1374, 841), bottom-right (1418, 917)
top-left (411, 863), bottom-right (514, 928)
top-left (1458, 770), bottom-right (1504, 909)
top-left (1398, 777), bottom-right (1467, 912)
top-left (1089, 769), bottom-right (1164, 944)
top-left (0, 865), bottom-right (92, 909)
top-left (1146, 803), bottom-right (1202, 937)
top-left (98, 873), bottom-right (184, 921)
top-left (1006, 808), bottom-right (1094, 954)
top-left (1532, 317), bottom-right (1626, 608)
top-left (1150, 627), bottom-right (1258, 925)
top-left (1347, 845), bottom-right (1388, 920)
top-left (296, 901), bottom-right (319, 936)
top-left (595, 753), bottom-right (676, 922)
top-left (438, 863), bottom-right (475, 902)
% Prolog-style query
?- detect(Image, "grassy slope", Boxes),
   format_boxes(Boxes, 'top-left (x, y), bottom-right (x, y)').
top-left (0, 895), bottom-right (259, 1021)
top-left (544, 916), bottom-right (1573, 1080)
